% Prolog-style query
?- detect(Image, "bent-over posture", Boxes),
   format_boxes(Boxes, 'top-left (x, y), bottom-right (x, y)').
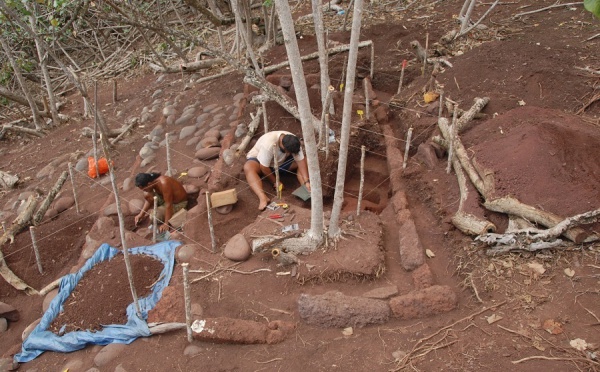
top-left (243, 131), bottom-right (310, 210)
top-left (134, 173), bottom-right (188, 233)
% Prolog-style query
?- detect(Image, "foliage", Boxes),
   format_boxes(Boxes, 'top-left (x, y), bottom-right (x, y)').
top-left (584, 0), bottom-right (600, 19)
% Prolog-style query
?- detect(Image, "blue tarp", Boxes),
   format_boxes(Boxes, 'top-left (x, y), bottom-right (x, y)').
top-left (15, 240), bottom-right (181, 363)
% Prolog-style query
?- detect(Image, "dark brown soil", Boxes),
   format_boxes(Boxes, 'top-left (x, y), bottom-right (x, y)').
top-left (48, 253), bottom-right (163, 334)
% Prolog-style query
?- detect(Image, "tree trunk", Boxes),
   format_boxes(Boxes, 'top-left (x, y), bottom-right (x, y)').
top-left (0, 86), bottom-right (44, 111)
top-left (0, 2), bottom-right (111, 137)
top-left (311, 0), bottom-right (333, 116)
top-left (328, 0), bottom-right (364, 239)
top-left (25, 1), bottom-right (60, 126)
top-left (275, 0), bottom-right (324, 245)
top-left (0, 35), bottom-right (44, 130)
top-left (33, 170), bottom-right (68, 226)
top-left (0, 195), bottom-right (38, 295)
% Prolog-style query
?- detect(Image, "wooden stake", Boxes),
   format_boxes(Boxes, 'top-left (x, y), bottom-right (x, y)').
top-left (152, 196), bottom-right (158, 243)
top-left (402, 127), bottom-right (413, 169)
top-left (422, 33), bottom-right (429, 77)
top-left (103, 147), bottom-right (141, 317)
top-left (364, 78), bottom-right (370, 120)
top-left (262, 102), bottom-right (268, 133)
top-left (206, 192), bottom-right (217, 253)
top-left (29, 226), bottom-right (43, 275)
top-left (165, 133), bottom-right (172, 177)
top-left (68, 162), bottom-right (80, 214)
top-left (356, 145), bottom-right (366, 216)
top-left (93, 81), bottom-right (100, 178)
top-left (396, 59), bottom-right (407, 96)
top-left (325, 114), bottom-right (330, 160)
top-left (438, 91), bottom-right (444, 119)
top-left (182, 262), bottom-right (193, 343)
top-left (272, 144), bottom-right (281, 200)
top-left (446, 105), bottom-right (458, 174)
top-left (319, 86), bottom-right (335, 147)
top-left (112, 79), bottom-right (117, 103)
top-left (370, 41), bottom-right (375, 80)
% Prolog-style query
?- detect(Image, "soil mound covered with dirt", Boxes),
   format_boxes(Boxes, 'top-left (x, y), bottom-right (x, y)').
top-left (464, 106), bottom-right (600, 230)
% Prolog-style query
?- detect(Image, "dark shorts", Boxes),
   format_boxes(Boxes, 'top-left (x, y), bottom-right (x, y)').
top-left (247, 156), bottom-right (295, 174)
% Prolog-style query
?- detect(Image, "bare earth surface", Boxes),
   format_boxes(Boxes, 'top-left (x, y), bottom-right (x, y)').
top-left (1, 1), bottom-right (599, 371)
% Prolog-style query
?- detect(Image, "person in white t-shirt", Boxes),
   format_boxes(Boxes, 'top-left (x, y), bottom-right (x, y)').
top-left (244, 131), bottom-right (311, 210)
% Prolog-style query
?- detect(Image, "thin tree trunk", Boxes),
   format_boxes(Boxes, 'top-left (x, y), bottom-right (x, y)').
top-left (0, 2), bottom-right (111, 137)
top-left (312, 0), bottom-right (332, 116)
top-left (275, 0), bottom-right (324, 244)
top-left (25, 1), bottom-right (60, 126)
top-left (328, 0), bottom-right (364, 239)
top-left (0, 36), bottom-right (44, 130)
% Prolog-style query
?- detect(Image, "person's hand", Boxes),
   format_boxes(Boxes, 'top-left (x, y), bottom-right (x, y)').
top-left (158, 223), bottom-right (169, 233)
top-left (134, 213), bottom-right (145, 226)
top-left (273, 181), bottom-right (284, 191)
top-left (304, 180), bottom-right (311, 192)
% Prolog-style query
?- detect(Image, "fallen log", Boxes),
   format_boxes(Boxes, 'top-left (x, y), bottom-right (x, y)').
top-left (0, 171), bottom-right (19, 189)
top-left (483, 196), bottom-right (589, 243)
top-left (191, 317), bottom-right (295, 344)
top-left (0, 195), bottom-right (38, 295)
top-left (147, 58), bottom-right (225, 73)
top-left (33, 170), bottom-right (68, 225)
top-left (1, 124), bottom-right (46, 138)
top-left (235, 106), bottom-right (263, 157)
top-left (243, 70), bottom-right (321, 132)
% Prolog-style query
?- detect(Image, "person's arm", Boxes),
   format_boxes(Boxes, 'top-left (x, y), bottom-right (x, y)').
top-left (134, 193), bottom-right (152, 225)
top-left (296, 157), bottom-right (311, 191)
top-left (159, 184), bottom-right (174, 233)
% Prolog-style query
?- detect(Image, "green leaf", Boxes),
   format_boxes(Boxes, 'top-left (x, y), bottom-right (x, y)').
top-left (584, 0), bottom-right (600, 18)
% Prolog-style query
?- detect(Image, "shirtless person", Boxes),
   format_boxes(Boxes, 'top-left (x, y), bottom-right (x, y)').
top-left (244, 131), bottom-right (310, 210)
top-left (134, 173), bottom-right (188, 233)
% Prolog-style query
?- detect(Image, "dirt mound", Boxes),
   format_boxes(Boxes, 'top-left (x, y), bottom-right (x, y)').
top-left (464, 106), bottom-right (600, 228)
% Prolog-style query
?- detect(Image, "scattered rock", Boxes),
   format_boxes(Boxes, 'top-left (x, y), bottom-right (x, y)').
top-left (53, 196), bottom-right (74, 213)
top-left (223, 234), bottom-right (251, 261)
top-left (191, 303), bottom-right (203, 318)
top-left (162, 105), bottom-right (175, 118)
top-left (42, 289), bottom-right (59, 312)
top-left (203, 103), bottom-right (218, 112)
top-left (0, 318), bottom-right (7, 332)
top-left (140, 155), bottom-right (156, 167)
top-left (128, 199), bottom-right (145, 215)
top-left (195, 147), bottom-right (220, 160)
top-left (389, 285), bottom-right (457, 320)
top-left (94, 343), bottom-right (128, 367)
top-left (179, 125), bottom-right (197, 140)
top-left (416, 143), bottom-right (439, 169)
top-left (139, 146), bottom-right (155, 159)
top-left (222, 149), bottom-right (234, 166)
top-left (0, 302), bottom-right (19, 322)
top-left (183, 345), bottom-right (202, 357)
top-left (398, 219), bottom-right (425, 271)
top-left (187, 166), bottom-right (209, 178)
top-left (61, 359), bottom-right (84, 372)
top-left (122, 177), bottom-right (134, 192)
top-left (103, 202), bottom-right (130, 217)
top-left (183, 184), bottom-right (199, 194)
top-left (175, 113), bottom-right (194, 126)
top-left (412, 263), bottom-right (434, 290)
top-left (176, 244), bottom-right (197, 263)
top-left (362, 286), bottom-right (399, 300)
top-left (22, 318), bottom-right (41, 341)
top-left (297, 291), bottom-right (390, 328)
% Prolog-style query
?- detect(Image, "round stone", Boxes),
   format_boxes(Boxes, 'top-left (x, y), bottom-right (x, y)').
top-left (195, 147), bottom-right (221, 160)
top-left (187, 166), bottom-right (209, 178)
top-left (223, 234), bottom-right (251, 261)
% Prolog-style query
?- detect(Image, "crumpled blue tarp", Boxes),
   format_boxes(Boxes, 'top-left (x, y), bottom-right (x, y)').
top-left (15, 240), bottom-right (181, 363)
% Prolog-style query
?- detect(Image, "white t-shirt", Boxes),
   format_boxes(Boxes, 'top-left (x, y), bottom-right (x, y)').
top-left (246, 131), bottom-right (305, 167)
